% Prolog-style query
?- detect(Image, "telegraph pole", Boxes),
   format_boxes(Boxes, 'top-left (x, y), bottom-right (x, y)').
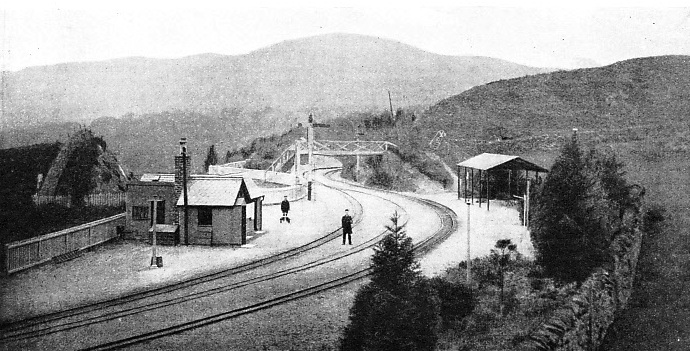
top-left (307, 114), bottom-right (314, 200)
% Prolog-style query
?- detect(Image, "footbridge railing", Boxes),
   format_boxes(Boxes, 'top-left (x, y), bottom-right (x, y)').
top-left (311, 140), bottom-right (397, 156)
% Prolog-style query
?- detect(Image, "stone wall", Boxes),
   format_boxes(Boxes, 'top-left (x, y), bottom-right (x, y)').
top-left (523, 207), bottom-right (645, 351)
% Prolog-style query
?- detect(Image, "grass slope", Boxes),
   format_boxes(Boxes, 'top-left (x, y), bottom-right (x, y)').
top-left (420, 55), bottom-right (690, 145)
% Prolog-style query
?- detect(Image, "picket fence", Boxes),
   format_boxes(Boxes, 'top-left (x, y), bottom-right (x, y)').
top-left (3, 213), bottom-right (126, 274)
top-left (32, 192), bottom-right (126, 208)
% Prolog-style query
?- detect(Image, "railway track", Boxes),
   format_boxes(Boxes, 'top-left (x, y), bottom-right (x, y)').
top-left (0, 170), bottom-right (364, 335)
top-left (1, 179), bottom-right (406, 345)
top-left (1, 168), bottom-right (457, 350)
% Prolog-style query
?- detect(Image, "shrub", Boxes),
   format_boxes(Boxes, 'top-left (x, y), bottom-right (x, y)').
top-left (643, 203), bottom-right (665, 228)
top-left (428, 277), bottom-right (476, 328)
top-left (369, 169), bottom-right (394, 187)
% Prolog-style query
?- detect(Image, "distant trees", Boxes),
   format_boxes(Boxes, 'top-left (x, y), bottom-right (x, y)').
top-left (359, 108), bottom-right (415, 130)
top-left (530, 133), bottom-right (632, 282)
top-left (204, 144), bottom-right (219, 172)
top-left (341, 212), bottom-right (441, 351)
top-left (61, 131), bottom-right (101, 206)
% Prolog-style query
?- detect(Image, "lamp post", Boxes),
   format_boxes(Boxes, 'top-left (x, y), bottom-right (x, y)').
top-left (150, 195), bottom-right (158, 267)
top-left (466, 200), bottom-right (471, 283)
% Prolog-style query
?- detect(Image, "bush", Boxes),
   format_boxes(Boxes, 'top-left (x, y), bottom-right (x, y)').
top-left (369, 169), bottom-right (394, 187)
top-left (428, 277), bottom-right (476, 328)
top-left (643, 203), bottom-right (665, 228)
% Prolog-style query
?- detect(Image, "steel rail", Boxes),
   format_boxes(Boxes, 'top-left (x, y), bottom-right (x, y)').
top-left (0, 169), bottom-right (363, 334)
top-left (1, 179), bottom-right (408, 343)
top-left (77, 169), bottom-right (457, 351)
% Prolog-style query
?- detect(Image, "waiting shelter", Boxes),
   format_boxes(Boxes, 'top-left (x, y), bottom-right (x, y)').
top-left (457, 153), bottom-right (549, 210)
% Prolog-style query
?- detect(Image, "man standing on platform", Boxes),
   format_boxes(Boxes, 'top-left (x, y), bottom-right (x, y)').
top-left (280, 195), bottom-right (291, 223)
top-left (342, 209), bottom-right (353, 245)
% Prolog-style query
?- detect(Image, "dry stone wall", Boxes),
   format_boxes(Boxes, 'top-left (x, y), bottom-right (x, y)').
top-left (522, 206), bottom-right (645, 351)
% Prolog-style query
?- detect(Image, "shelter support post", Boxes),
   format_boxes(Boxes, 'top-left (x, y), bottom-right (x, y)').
top-left (526, 179), bottom-right (531, 227)
top-left (508, 169), bottom-right (512, 198)
top-left (355, 154), bottom-right (360, 182)
top-left (471, 169), bottom-right (474, 205)
top-left (486, 170), bottom-right (490, 211)
top-left (458, 166), bottom-right (461, 200)
top-left (478, 170), bottom-right (482, 208)
top-left (464, 167), bottom-right (468, 200)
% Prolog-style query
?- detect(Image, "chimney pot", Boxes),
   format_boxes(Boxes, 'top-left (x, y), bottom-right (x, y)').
top-left (179, 137), bottom-right (187, 155)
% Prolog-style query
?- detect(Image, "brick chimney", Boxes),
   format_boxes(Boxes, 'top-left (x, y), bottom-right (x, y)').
top-left (174, 138), bottom-right (190, 226)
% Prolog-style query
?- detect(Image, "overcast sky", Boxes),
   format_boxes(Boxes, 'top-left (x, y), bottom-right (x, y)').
top-left (2, 1), bottom-right (690, 71)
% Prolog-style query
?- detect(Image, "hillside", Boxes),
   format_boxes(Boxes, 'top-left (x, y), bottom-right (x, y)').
top-left (230, 55), bottom-right (690, 191)
top-left (2, 33), bottom-right (550, 129)
top-left (398, 55), bottom-right (690, 165)
top-left (421, 55), bottom-right (690, 141)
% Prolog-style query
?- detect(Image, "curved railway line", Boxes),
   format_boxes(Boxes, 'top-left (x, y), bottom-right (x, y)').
top-left (0, 172), bottom-right (402, 344)
top-left (0, 169), bottom-right (362, 332)
top-left (0, 168), bottom-right (458, 351)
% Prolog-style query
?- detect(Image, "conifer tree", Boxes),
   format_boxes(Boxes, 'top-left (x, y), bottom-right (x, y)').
top-left (341, 212), bottom-right (440, 351)
top-left (530, 133), bottom-right (623, 282)
top-left (204, 144), bottom-right (218, 172)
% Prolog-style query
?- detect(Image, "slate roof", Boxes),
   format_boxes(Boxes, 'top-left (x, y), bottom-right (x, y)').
top-left (140, 173), bottom-right (175, 182)
top-left (457, 153), bottom-right (549, 172)
top-left (176, 176), bottom-right (262, 207)
top-left (243, 177), bottom-right (261, 198)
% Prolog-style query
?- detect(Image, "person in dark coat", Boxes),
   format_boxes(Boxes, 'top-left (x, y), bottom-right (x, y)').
top-left (280, 196), bottom-right (291, 223)
top-left (342, 209), bottom-right (353, 245)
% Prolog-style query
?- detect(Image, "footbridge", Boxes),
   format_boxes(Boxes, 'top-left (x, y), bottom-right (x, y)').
top-left (267, 139), bottom-right (397, 173)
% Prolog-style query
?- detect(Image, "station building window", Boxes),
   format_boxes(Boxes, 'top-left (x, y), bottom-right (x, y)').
top-left (132, 206), bottom-right (149, 220)
top-left (198, 207), bottom-right (213, 226)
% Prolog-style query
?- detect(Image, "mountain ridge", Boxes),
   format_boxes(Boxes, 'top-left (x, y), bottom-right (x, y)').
top-left (2, 33), bottom-right (551, 129)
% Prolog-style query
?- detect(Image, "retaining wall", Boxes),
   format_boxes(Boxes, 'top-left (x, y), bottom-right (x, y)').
top-left (524, 208), bottom-right (645, 351)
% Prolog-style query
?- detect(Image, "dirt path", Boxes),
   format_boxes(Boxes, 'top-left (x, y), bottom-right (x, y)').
top-left (425, 151), bottom-right (458, 191)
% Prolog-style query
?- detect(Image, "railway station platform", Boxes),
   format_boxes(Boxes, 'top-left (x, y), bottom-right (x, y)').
top-left (0, 183), bottom-right (353, 324)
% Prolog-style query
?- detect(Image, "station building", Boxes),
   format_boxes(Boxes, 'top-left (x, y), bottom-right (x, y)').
top-left (124, 139), bottom-right (264, 246)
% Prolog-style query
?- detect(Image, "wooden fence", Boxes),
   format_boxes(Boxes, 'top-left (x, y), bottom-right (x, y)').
top-left (32, 192), bottom-right (126, 208)
top-left (3, 213), bottom-right (126, 275)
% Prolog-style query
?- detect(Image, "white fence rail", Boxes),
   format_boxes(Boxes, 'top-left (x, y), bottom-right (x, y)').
top-left (3, 213), bottom-right (126, 275)
top-left (207, 165), bottom-right (307, 204)
top-left (32, 193), bottom-right (126, 208)
top-left (262, 185), bottom-right (306, 205)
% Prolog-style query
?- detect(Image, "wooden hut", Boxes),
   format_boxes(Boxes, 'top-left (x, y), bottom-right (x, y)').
top-left (176, 176), bottom-right (263, 246)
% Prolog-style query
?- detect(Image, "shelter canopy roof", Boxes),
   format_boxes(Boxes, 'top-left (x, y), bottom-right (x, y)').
top-left (457, 153), bottom-right (548, 173)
